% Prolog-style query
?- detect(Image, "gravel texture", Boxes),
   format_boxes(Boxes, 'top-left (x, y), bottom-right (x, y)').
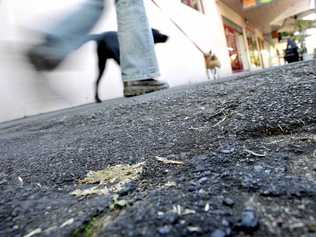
top-left (0, 60), bottom-right (315, 237)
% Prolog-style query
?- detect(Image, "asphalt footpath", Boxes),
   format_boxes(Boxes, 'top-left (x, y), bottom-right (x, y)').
top-left (0, 60), bottom-right (315, 237)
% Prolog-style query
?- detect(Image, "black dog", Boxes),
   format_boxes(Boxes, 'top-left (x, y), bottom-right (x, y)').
top-left (85, 29), bottom-right (168, 103)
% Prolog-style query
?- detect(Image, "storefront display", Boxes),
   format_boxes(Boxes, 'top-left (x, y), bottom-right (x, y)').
top-left (246, 28), bottom-right (262, 68)
top-left (223, 23), bottom-right (244, 72)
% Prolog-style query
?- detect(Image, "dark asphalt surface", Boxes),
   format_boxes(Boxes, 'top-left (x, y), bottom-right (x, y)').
top-left (0, 60), bottom-right (315, 237)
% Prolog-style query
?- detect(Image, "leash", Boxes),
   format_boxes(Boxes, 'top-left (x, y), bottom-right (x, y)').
top-left (151, 0), bottom-right (206, 55)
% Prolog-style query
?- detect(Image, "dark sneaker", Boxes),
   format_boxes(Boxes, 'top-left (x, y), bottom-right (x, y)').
top-left (123, 79), bottom-right (169, 97)
top-left (26, 44), bottom-right (64, 71)
top-left (26, 34), bottom-right (65, 71)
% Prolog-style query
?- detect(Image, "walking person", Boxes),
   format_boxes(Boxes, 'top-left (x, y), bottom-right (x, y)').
top-left (27, 0), bottom-right (168, 97)
top-left (284, 38), bottom-right (299, 63)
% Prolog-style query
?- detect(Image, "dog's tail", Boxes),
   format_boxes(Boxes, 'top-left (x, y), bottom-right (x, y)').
top-left (87, 34), bottom-right (101, 41)
top-left (81, 34), bottom-right (101, 45)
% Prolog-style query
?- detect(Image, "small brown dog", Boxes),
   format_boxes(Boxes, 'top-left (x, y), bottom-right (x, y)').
top-left (204, 50), bottom-right (221, 80)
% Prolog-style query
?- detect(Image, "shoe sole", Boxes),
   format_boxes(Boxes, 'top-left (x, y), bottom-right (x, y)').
top-left (124, 85), bottom-right (169, 97)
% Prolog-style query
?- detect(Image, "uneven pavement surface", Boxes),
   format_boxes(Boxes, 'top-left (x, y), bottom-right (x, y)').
top-left (0, 60), bottom-right (315, 237)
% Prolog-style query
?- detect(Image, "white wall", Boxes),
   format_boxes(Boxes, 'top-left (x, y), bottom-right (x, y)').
top-left (304, 13), bottom-right (316, 55)
top-left (306, 28), bottom-right (316, 55)
top-left (0, 0), bottom-right (230, 122)
top-left (202, 0), bottom-right (232, 74)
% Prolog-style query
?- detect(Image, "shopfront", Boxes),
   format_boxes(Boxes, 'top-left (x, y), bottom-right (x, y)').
top-left (223, 18), bottom-right (245, 72)
top-left (246, 27), bottom-right (262, 68)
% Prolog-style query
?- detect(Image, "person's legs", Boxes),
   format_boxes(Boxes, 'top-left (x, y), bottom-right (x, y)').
top-left (27, 0), bottom-right (104, 70)
top-left (115, 0), bottom-right (169, 96)
top-left (115, 0), bottom-right (160, 81)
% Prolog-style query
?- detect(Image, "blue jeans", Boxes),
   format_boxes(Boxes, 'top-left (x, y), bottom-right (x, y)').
top-left (45, 0), bottom-right (160, 81)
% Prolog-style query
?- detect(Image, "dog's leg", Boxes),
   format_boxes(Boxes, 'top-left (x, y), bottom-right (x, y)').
top-left (206, 68), bottom-right (211, 80)
top-left (213, 69), bottom-right (217, 80)
top-left (95, 41), bottom-right (107, 103)
top-left (209, 69), bottom-right (216, 80)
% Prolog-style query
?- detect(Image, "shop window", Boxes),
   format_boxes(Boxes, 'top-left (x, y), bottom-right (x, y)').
top-left (222, 17), bottom-right (245, 72)
top-left (224, 24), bottom-right (244, 72)
top-left (246, 28), bottom-right (262, 67)
top-left (181, 0), bottom-right (204, 13)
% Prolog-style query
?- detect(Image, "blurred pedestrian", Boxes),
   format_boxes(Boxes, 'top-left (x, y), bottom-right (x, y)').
top-left (284, 38), bottom-right (299, 63)
top-left (27, 0), bottom-right (168, 97)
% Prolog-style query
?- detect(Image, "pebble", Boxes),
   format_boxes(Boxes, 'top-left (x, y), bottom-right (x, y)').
top-left (162, 212), bottom-right (178, 224)
top-left (198, 189), bottom-right (208, 198)
top-left (210, 229), bottom-right (227, 237)
top-left (198, 177), bottom-right (208, 184)
top-left (223, 198), bottom-right (235, 207)
top-left (254, 165), bottom-right (263, 172)
top-left (260, 185), bottom-right (282, 197)
top-left (222, 219), bottom-right (230, 227)
top-left (0, 179), bottom-right (7, 185)
top-left (158, 226), bottom-right (172, 235)
top-left (117, 182), bottom-right (136, 196)
top-left (307, 223), bottom-right (316, 232)
top-left (236, 208), bottom-right (259, 232)
top-left (264, 169), bottom-right (271, 175)
top-left (188, 185), bottom-right (197, 192)
top-left (220, 144), bottom-right (235, 154)
top-left (192, 155), bottom-right (209, 171)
